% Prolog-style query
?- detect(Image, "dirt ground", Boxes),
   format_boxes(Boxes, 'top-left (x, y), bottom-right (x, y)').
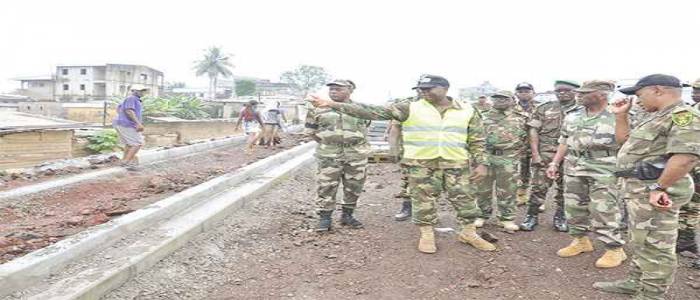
top-left (105, 163), bottom-right (700, 300)
top-left (0, 134), bottom-right (305, 264)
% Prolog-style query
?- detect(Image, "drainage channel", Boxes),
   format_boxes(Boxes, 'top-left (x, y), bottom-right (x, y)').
top-left (0, 142), bottom-right (315, 300)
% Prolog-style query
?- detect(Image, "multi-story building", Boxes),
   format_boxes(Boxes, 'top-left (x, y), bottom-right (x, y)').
top-left (15, 64), bottom-right (164, 102)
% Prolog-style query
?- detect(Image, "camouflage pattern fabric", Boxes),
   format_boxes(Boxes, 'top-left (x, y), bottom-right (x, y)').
top-left (305, 101), bottom-right (370, 213)
top-left (474, 101), bottom-right (491, 113)
top-left (617, 101), bottom-right (700, 298)
top-left (408, 166), bottom-right (480, 225)
top-left (475, 106), bottom-right (528, 221)
top-left (560, 107), bottom-right (624, 247)
top-left (315, 157), bottom-right (367, 213)
top-left (679, 102), bottom-right (700, 234)
top-left (513, 101), bottom-right (539, 191)
top-left (526, 100), bottom-right (578, 215)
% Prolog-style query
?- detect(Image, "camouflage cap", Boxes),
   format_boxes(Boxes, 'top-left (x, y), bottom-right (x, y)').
top-left (554, 80), bottom-right (580, 88)
top-left (574, 80), bottom-right (615, 93)
top-left (491, 90), bottom-right (514, 99)
top-left (326, 79), bottom-right (356, 89)
top-left (692, 78), bottom-right (700, 89)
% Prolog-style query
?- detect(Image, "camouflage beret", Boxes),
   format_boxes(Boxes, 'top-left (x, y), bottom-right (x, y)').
top-left (574, 80), bottom-right (615, 93)
top-left (554, 80), bottom-right (580, 88)
top-left (491, 90), bottom-right (514, 99)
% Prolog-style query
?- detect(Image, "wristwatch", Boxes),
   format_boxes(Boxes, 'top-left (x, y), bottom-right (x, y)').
top-left (646, 183), bottom-right (667, 192)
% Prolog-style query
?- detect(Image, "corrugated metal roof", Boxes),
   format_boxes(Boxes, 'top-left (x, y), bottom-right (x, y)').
top-left (0, 111), bottom-right (85, 134)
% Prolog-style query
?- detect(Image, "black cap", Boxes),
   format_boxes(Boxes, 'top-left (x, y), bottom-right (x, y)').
top-left (413, 74), bottom-right (450, 89)
top-left (618, 74), bottom-right (687, 95)
top-left (515, 82), bottom-right (534, 91)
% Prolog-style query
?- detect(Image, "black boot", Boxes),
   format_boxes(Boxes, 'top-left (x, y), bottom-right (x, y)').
top-left (394, 200), bottom-right (411, 221)
top-left (519, 214), bottom-right (538, 231)
top-left (340, 207), bottom-right (364, 228)
top-left (691, 258), bottom-right (700, 270)
top-left (553, 208), bottom-right (568, 232)
top-left (677, 228), bottom-right (698, 253)
top-left (315, 211), bottom-right (333, 232)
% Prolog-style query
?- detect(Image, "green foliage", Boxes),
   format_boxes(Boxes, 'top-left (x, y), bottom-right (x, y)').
top-left (87, 129), bottom-right (119, 154)
top-left (280, 65), bottom-right (331, 97)
top-left (139, 96), bottom-right (211, 121)
top-left (194, 46), bottom-right (234, 99)
top-left (235, 79), bottom-right (257, 96)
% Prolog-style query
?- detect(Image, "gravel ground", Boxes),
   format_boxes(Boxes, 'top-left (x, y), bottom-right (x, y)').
top-left (104, 163), bottom-right (700, 300)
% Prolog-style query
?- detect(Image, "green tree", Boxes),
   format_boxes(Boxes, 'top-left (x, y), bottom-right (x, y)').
top-left (194, 46), bottom-right (234, 100)
top-left (280, 65), bottom-right (331, 97)
top-left (235, 79), bottom-right (257, 96)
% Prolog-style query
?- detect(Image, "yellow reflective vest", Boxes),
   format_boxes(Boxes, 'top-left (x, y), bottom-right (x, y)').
top-left (402, 99), bottom-right (474, 160)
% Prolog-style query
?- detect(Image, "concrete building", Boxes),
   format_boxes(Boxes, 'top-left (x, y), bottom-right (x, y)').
top-left (15, 64), bottom-right (164, 102)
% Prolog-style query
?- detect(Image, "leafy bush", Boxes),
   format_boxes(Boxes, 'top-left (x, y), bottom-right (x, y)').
top-left (87, 129), bottom-right (120, 153)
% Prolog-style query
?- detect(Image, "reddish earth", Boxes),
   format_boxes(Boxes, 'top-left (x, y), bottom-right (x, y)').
top-left (105, 163), bottom-right (700, 300)
top-left (0, 133), bottom-right (305, 264)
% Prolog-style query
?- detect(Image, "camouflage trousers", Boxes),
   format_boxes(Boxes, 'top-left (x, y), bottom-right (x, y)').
top-left (396, 163), bottom-right (410, 200)
top-left (679, 171), bottom-right (700, 231)
top-left (517, 154), bottom-right (531, 190)
top-left (407, 166), bottom-right (479, 226)
top-left (315, 156), bottom-right (367, 213)
top-left (563, 173), bottom-right (625, 248)
top-left (475, 158), bottom-right (519, 221)
top-left (621, 177), bottom-right (693, 298)
top-left (527, 151), bottom-right (564, 215)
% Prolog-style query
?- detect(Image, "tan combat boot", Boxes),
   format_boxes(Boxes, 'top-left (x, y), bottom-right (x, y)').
top-left (418, 225), bottom-right (437, 254)
top-left (595, 247), bottom-right (627, 268)
top-left (458, 224), bottom-right (496, 251)
top-left (557, 236), bottom-right (594, 257)
top-left (500, 220), bottom-right (519, 231)
top-left (516, 188), bottom-right (528, 206)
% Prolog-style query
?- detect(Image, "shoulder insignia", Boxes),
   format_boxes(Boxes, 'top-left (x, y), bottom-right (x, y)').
top-left (672, 111), bottom-right (693, 127)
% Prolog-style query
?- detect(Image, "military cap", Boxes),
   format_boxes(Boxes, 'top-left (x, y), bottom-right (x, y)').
top-left (554, 80), bottom-right (580, 88)
top-left (618, 74), bottom-right (686, 95)
top-left (574, 80), bottom-right (616, 93)
top-left (414, 74), bottom-right (450, 89)
top-left (326, 79), bottom-right (356, 89)
top-left (491, 90), bottom-right (514, 99)
top-left (691, 78), bottom-right (700, 89)
top-left (515, 82), bottom-right (534, 91)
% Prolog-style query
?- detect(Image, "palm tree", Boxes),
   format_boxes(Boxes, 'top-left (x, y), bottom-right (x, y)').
top-left (194, 46), bottom-right (234, 100)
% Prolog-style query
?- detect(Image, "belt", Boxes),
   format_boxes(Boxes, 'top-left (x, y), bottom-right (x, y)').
top-left (613, 169), bottom-right (636, 178)
top-left (489, 148), bottom-right (518, 156)
top-left (325, 141), bottom-right (364, 147)
top-left (570, 149), bottom-right (615, 159)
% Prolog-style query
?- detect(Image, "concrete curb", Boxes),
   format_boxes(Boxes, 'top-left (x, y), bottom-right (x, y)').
top-left (0, 141), bottom-right (315, 298)
top-left (0, 125), bottom-right (302, 204)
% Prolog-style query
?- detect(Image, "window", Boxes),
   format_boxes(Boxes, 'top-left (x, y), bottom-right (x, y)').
top-left (80, 68), bottom-right (87, 75)
top-left (63, 84), bottom-right (69, 91)
top-left (140, 74), bottom-right (148, 81)
top-left (80, 84), bottom-right (86, 91)
top-left (62, 69), bottom-right (68, 75)
top-left (38, 83), bottom-right (45, 87)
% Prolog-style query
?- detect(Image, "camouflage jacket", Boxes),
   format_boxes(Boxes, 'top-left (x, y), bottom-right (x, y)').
top-left (528, 100), bottom-right (577, 152)
top-left (304, 100), bottom-right (370, 159)
top-left (333, 98), bottom-right (487, 169)
top-left (474, 102), bottom-right (492, 113)
top-left (482, 107), bottom-right (528, 165)
top-left (618, 102), bottom-right (700, 172)
top-left (559, 106), bottom-right (618, 176)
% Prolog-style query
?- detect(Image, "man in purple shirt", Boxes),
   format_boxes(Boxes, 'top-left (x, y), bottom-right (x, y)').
top-left (113, 84), bottom-right (148, 170)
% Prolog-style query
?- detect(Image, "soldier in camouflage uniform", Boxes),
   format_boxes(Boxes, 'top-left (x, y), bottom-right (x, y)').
top-left (386, 94), bottom-right (420, 221)
top-left (594, 74), bottom-right (700, 299)
top-left (308, 74), bottom-right (496, 254)
top-left (546, 80), bottom-right (626, 269)
top-left (520, 80), bottom-right (580, 232)
top-left (677, 78), bottom-right (700, 269)
top-left (474, 90), bottom-right (528, 231)
top-left (514, 82), bottom-right (541, 205)
top-left (304, 79), bottom-right (369, 231)
top-left (473, 95), bottom-right (491, 113)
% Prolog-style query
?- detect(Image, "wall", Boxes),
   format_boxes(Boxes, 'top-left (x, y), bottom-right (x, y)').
top-left (20, 80), bottom-right (55, 101)
top-left (17, 102), bottom-right (64, 117)
top-left (0, 130), bottom-right (73, 170)
top-left (17, 102), bottom-right (117, 124)
top-left (64, 106), bottom-right (117, 124)
top-left (143, 120), bottom-right (241, 147)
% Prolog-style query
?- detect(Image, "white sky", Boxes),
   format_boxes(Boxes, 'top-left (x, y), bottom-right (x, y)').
top-left (1, 0), bottom-right (699, 104)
